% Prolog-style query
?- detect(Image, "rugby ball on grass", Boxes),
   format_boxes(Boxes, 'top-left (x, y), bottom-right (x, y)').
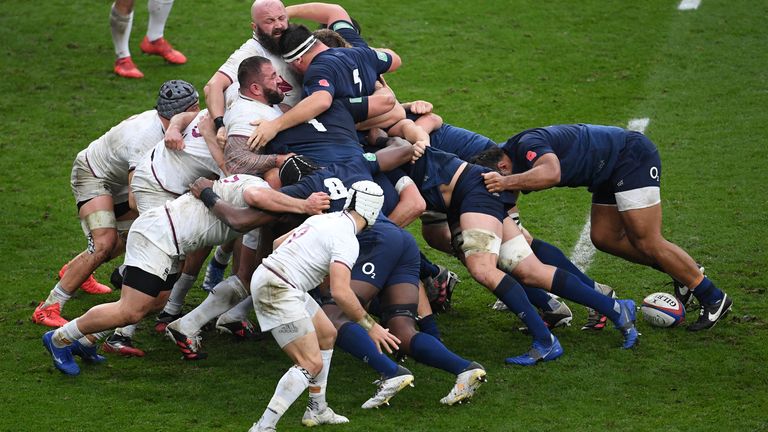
top-left (641, 292), bottom-right (685, 327)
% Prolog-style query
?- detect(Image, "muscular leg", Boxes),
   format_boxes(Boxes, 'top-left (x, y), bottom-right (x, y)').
top-left (590, 204), bottom-right (656, 266)
top-left (619, 203), bottom-right (704, 288)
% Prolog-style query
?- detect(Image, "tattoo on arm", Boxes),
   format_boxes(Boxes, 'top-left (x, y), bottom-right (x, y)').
top-left (224, 135), bottom-right (277, 175)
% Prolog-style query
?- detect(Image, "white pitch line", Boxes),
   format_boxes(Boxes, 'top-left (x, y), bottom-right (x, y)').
top-left (678, 0), bottom-right (701, 10)
top-left (568, 119), bottom-right (650, 273)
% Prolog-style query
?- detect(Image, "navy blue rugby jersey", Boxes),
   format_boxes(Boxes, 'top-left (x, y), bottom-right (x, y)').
top-left (500, 124), bottom-right (627, 191)
top-left (266, 99), bottom-right (363, 167)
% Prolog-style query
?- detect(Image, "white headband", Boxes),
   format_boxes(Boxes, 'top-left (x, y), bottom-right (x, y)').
top-left (282, 35), bottom-right (316, 63)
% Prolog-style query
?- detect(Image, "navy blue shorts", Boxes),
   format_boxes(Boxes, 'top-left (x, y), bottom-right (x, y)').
top-left (352, 222), bottom-right (420, 290)
top-left (447, 164), bottom-right (513, 226)
top-left (592, 131), bottom-right (662, 205)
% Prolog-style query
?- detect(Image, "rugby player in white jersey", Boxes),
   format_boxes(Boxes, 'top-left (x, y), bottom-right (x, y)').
top-left (101, 109), bottom-right (225, 355)
top-left (43, 174), bottom-right (331, 375)
top-left (203, 3), bottom-right (302, 288)
top-left (32, 80), bottom-right (200, 330)
top-left (248, 181), bottom-right (399, 431)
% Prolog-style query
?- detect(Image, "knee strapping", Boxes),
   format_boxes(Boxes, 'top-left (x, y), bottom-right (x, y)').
top-left (498, 235), bottom-right (533, 272)
top-left (379, 303), bottom-right (418, 326)
top-left (457, 228), bottom-right (501, 257)
top-left (81, 210), bottom-right (117, 235)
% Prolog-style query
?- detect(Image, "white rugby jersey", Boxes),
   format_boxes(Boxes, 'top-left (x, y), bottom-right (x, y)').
top-left (224, 95), bottom-right (284, 138)
top-left (131, 174), bottom-right (267, 257)
top-left (85, 109), bottom-right (164, 185)
top-left (135, 109), bottom-right (223, 195)
top-left (262, 211), bottom-right (359, 292)
top-left (218, 38), bottom-right (301, 109)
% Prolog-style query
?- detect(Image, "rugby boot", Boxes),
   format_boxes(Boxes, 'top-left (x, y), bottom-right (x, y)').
top-left (140, 36), bottom-right (187, 64)
top-left (301, 406), bottom-right (349, 427)
top-left (361, 365), bottom-right (414, 409)
top-left (505, 334), bottom-right (564, 366)
top-left (42, 331), bottom-right (79, 376)
top-left (687, 293), bottom-right (732, 331)
top-left (59, 264), bottom-right (112, 294)
top-left (114, 56), bottom-right (144, 78)
top-left (102, 333), bottom-right (145, 357)
top-left (440, 362), bottom-right (487, 405)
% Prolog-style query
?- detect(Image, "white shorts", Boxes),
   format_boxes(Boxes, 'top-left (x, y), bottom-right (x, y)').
top-left (250, 265), bottom-right (318, 332)
top-left (70, 151), bottom-right (128, 205)
top-left (123, 231), bottom-right (180, 280)
top-left (242, 227), bottom-right (262, 251)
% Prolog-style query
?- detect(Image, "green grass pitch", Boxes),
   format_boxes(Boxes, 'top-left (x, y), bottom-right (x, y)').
top-left (1, 1), bottom-right (767, 431)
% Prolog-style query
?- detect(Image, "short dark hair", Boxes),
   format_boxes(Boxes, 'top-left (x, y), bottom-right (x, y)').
top-left (313, 28), bottom-right (350, 48)
top-left (237, 56), bottom-right (272, 89)
top-left (279, 24), bottom-right (315, 56)
top-left (469, 147), bottom-right (505, 170)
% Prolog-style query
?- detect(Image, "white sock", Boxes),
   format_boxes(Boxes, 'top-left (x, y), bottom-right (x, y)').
top-left (110, 3), bottom-right (133, 58)
top-left (164, 273), bottom-right (196, 315)
top-left (115, 324), bottom-right (137, 338)
top-left (43, 283), bottom-right (71, 308)
top-left (146, 0), bottom-right (174, 41)
top-left (177, 276), bottom-right (246, 335)
top-left (545, 294), bottom-right (562, 312)
top-left (54, 319), bottom-right (84, 348)
top-left (308, 349), bottom-right (333, 411)
top-left (218, 296), bottom-right (253, 324)
top-left (213, 245), bottom-right (232, 266)
top-left (79, 330), bottom-right (111, 347)
top-left (261, 365), bottom-right (312, 428)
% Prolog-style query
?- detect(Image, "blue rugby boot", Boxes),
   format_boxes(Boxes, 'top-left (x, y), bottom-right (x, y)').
top-left (614, 299), bottom-right (639, 349)
top-left (70, 339), bottom-right (107, 364)
top-left (505, 334), bottom-right (563, 366)
top-left (42, 331), bottom-right (80, 375)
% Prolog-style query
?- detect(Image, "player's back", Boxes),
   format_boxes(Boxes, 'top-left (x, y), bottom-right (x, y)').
top-left (144, 109), bottom-right (223, 195)
top-left (165, 174), bottom-right (268, 253)
top-left (263, 211), bottom-right (359, 291)
top-left (85, 109), bottom-right (163, 184)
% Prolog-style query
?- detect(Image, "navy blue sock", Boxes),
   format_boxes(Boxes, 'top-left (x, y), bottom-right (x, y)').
top-left (416, 314), bottom-right (441, 339)
top-left (336, 322), bottom-right (399, 377)
top-left (691, 277), bottom-right (724, 305)
top-left (410, 333), bottom-right (470, 375)
top-left (550, 269), bottom-right (619, 321)
top-left (522, 284), bottom-right (556, 312)
top-left (531, 239), bottom-right (595, 288)
top-left (494, 275), bottom-right (550, 343)
top-left (419, 252), bottom-right (440, 279)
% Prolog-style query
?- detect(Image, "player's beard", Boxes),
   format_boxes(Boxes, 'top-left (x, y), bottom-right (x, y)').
top-left (254, 26), bottom-right (282, 56)
top-left (264, 87), bottom-right (285, 105)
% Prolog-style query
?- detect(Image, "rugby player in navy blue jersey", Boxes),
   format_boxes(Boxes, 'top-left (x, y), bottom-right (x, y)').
top-left (477, 123), bottom-right (732, 331)
top-left (401, 146), bottom-right (640, 364)
top-left (180, 141), bottom-right (486, 406)
top-left (374, 114), bottom-right (616, 330)
top-left (247, 22), bottom-right (400, 149)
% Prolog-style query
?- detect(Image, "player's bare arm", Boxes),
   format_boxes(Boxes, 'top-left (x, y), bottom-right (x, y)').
top-left (243, 188), bottom-right (330, 215)
top-left (203, 71), bottom-right (234, 147)
top-left (327, 261), bottom-right (400, 354)
top-left (248, 90), bottom-right (333, 149)
top-left (286, 2), bottom-right (351, 25)
top-left (483, 153), bottom-right (561, 193)
top-left (374, 137), bottom-right (415, 171)
top-left (197, 113), bottom-right (229, 176)
top-left (225, 135), bottom-right (281, 175)
top-left (386, 182), bottom-right (426, 228)
top-left (189, 177), bottom-right (275, 232)
top-left (164, 111), bottom-right (198, 150)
